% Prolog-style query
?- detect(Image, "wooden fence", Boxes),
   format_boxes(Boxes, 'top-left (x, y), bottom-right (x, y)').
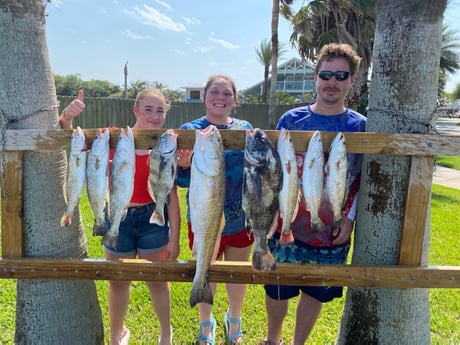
top-left (57, 96), bottom-right (300, 129)
top-left (0, 128), bottom-right (460, 288)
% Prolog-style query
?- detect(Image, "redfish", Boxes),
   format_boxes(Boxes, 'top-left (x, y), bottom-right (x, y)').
top-left (189, 125), bottom-right (225, 307)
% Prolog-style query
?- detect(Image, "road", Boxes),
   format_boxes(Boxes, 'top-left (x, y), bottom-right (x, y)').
top-left (433, 117), bottom-right (460, 189)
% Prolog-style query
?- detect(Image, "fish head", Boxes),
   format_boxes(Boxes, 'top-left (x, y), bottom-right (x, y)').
top-left (193, 125), bottom-right (224, 175)
top-left (94, 127), bottom-right (110, 143)
top-left (244, 128), bottom-right (274, 166)
top-left (276, 128), bottom-right (295, 160)
top-left (329, 132), bottom-right (346, 155)
top-left (157, 129), bottom-right (178, 155)
top-left (71, 126), bottom-right (87, 151)
top-left (115, 126), bottom-right (135, 153)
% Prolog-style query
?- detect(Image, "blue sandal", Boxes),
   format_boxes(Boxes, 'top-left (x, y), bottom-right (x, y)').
top-left (197, 315), bottom-right (216, 345)
top-left (225, 310), bottom-right (243, 344)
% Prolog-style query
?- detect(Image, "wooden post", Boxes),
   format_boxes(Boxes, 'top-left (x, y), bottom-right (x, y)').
top-left (1, 151), bottom-right (24, 257)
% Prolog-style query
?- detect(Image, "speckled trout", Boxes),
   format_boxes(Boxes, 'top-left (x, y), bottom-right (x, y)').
top-left (325, 132), bottom-right (348, 228)
top-left (86, 127), bottom-right (110, 236)
top-left (61, 126), bottom-right (87, 227)
top-left (103, 126), bottom-right (135, 249)
top-left (302, 130), bottom-right (326, 232)
top-left (189, 125), bottom-right (225, 307)
top-left (243, 128), bottom-right (282, 271)
top-left (276, 128), bottom-right (300, 245)
top-left (148, 129), bottom-right (178, 226)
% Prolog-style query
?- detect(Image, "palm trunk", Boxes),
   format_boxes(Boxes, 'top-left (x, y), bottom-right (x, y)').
top-left (268, 0), bottom-right (280, 129)
top-left (337, 1), bottom-right (447, 344)
top-left (0, 2), bottom-right (103, 344)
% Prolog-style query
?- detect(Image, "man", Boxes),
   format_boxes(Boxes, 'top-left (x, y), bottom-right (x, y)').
top-left (259, 43), bottom-right (367, 345)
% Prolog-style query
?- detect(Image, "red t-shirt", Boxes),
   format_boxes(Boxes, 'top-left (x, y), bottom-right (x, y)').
top-left (109, 150), bottom-right (152, 204)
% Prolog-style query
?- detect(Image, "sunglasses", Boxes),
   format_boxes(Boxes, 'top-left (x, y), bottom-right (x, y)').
top-left (318, 70), bottom-right (351, 81)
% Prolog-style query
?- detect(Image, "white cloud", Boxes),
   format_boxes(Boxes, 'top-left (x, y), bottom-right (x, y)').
top-left (182, 16), bottom-right (200, 25)
top-left (124, 5), bottom-right (186, 32)
top-left (194, 46), bottom-right (214, 53)
top-left (209, 37), bottom-right (239, 50)
top-left (122, 30), bottom-right (152, 40)
top-left (155, 0), bottom-right (171, 11)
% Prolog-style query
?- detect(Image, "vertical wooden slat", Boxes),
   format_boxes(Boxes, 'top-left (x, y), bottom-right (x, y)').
top-left (1, 151), bottom-right (24, 257)
top-left (398, 155), bottom-right (434, 265)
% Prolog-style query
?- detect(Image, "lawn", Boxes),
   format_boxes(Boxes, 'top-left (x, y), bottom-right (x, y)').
top-left (0, 184), bottom-right (459, 344)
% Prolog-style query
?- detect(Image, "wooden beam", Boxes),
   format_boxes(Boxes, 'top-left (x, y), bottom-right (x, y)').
top-left (0, 259), bottom-right (459, 288)
top-left (1, 151), bottom-right (24, 257)
top-left (1, 129), bottom-right (460, 156)
top-left (399, 156), bottom-right (434, 265)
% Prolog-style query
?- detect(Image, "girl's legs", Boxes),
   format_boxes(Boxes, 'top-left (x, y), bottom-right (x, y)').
top-left (105, 252), bottom-right (135, 345)
top-left (141, 250), bottom-right (173, 345)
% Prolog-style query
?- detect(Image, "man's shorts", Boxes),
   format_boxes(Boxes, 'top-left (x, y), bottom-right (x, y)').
top-left (187, 222), bottom-right (254, 259)
top-left (264, 232), bottom-right (350, 303)
top-left (104, 202), bottom-right (170, 257)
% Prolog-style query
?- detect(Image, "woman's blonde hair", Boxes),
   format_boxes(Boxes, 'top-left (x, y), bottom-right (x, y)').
top-left (134, 88), bottom-right (170, 111)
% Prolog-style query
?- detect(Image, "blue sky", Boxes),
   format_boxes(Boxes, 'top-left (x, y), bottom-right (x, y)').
top-left (46, 0), bottom-right (460, 93)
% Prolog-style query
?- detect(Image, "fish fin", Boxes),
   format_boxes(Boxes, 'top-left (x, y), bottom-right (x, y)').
top-left (190, 281), bottom-right (213, 308)
top-left (147, 181), bottom-right (156, 203)
top-left (120, 209), bottom-right (128, 222)
top-left (279, 231), bottom-right (294, 245)
top-left (266, 210), bottom-right (279, 239)
top-left (255, 173), bottom-right (263, 201)
top-left (252, 250), bottom-right (276, 272)
top-left (60, 214), bottom-right (72, 227)
top-left (211, 213), bottom-right (225, 261)
top-left (149, 209), bottom-right (165, 226)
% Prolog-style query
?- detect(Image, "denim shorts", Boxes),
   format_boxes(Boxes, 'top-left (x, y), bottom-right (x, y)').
top-left (103, 202), bottom-right (170, 257)
top-left (264, 232), bottom-right (350, 303)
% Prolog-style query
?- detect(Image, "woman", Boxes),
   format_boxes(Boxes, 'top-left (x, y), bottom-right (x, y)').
top-left (176, 75), bottom-right (253, 345)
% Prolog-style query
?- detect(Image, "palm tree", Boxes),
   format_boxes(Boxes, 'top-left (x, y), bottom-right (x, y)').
top-left (281, 0), bottom-right (376, 111)
top-left (439, 24), bottom-right (460, 96)
top-left (268, 0), bottom-right (294, 127)
top-left (255, 39), bottom-right (274, 100)
top-left (255, 39), bottom-right (287, 101)
top-left (337, 1), bottom-right (447, 343)
top-left (0, 1), bottom-right (103, 343)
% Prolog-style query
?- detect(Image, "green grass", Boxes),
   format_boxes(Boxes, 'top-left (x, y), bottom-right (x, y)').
top-left (1, 184), bottom-right (459, 344)
top-left (436, 155), bottom-right (460, 170)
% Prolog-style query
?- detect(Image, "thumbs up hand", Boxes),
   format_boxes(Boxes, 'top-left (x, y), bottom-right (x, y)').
top-left (63, 90), bottom-right (85, 119)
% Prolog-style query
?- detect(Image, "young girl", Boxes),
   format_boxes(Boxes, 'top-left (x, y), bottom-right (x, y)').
top-left (60, 89), bottom-right (180, 345)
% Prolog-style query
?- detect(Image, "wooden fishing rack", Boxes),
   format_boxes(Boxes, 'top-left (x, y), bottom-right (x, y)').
top-left (0, 128), bottom-right (459, 288)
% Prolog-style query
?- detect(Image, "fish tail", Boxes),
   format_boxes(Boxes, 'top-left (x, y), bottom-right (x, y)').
top-left (60, 213), bottom-right (72, 227)
top-left (252, 250), bottom-right (276, 272)
top-left (102, 231), bottom-right (118, 249)
top-left (149, 210), bottom-right (165, 226)
top-left (279, 231), bottom-right (294, 245)
top-left (190, 281), bottom-right (213, 308)
top-left (92, 219), bottom-right (107, 236)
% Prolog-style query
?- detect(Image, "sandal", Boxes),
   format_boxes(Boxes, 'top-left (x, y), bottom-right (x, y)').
top-left (225, 309), bottom-right (243, 344)
top-left (197, 315), bottom-right (216, 345)
top-left (257, 341), bottom-right (285, 345)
